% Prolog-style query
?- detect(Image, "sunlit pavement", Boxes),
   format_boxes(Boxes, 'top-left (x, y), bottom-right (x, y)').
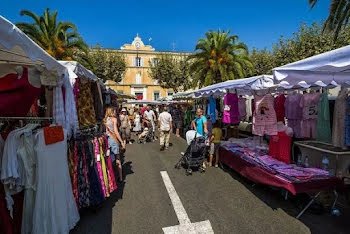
top-left (71, 133), bottom-right (349, 234)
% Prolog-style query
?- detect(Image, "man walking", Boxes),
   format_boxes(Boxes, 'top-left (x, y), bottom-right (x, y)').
top-left (172, 104), bottom-right (183, 137)
top-left (144, 105), bottom-right (156, 132)
top-left (158, 106), bottom-right (172, 151)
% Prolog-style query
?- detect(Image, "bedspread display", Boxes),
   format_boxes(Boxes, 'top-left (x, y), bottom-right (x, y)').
top-left (219, 140), bottom-right (343, 195)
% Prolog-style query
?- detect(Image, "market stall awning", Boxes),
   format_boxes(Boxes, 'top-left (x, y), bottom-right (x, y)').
top-left (125, 100), bottom-right (163, 105)
top-left (194, 75), bottom-right (275, 97)
top-left (172, 90), bottom-right (197, 100)
top-left (273, 45), bottom-right (350, 87)
top-left (59, 61), bottom-right (99, 82)
top-left (0, 15), bottom-right (68, 77)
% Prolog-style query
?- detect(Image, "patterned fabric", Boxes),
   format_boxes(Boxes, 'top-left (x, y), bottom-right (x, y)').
top-left (85, 141), bottom-right (104, 206)
top-left (103, 136), bottom-right (117, 193)
top-left (316, 92), bottom-right (331, 143)
top-left (76, 79), bottom-right (97, 129)
top-left (333, 88), bottom-right (348, 147)
top-left (99, 138), bottom-right (110, 197)
top-left (94, 138), bottom-right (107, 197)
top-left (77, 142), bottom-right (90, 208)
top-left (64, 74), bottom-right (79, 138)
top-left (252, 94), bottom-right (277, 136)
top-left (72, 143), bottom-right (79, 206)
top-left (238, 97), bottom-right (246, 120)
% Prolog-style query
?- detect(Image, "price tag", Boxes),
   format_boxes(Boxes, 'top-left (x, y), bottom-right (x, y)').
top-left (96, 154), bottom-right (101, 162)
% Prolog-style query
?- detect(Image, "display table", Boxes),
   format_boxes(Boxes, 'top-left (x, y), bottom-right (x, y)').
top-left (219, 145), bottom-right (344, 218)
top-left (294, 141), bottom-right (350, 178)
top-left (219, 147), bottom-right (342, 195)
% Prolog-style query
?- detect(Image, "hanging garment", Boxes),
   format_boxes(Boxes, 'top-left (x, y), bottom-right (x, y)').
top-left (91, 82), bottom-right (104, 122)
top-left (300, 93), bottom-right (321, 139)
top-left (99, 138), bottom-right (110, 197)
top-left (94, 138), bottom-right (107, 198)
top-left (75, 79), bottom-right (97, 129)
top-left (285, 94), bottom-right (303, 138)
top-left (103, 136), bottom-right (117, 193)
top-left (77, 142), bottom-right (90, 208)
top-left (344, 96), bottom-right (350, 146)
top-left (274, 94), bottom-right (286, 123)
top-left (238, 97), bottom-right (247, 120)
top-left (32, 129), bottom-right (79, 234)
top-left (269, 131), bottom-right (292, 164)
top-left (316, 92), bottom-right (332, 143)
top-left (85, 141), bottom-right (104, 206)
top-left (333, 88), bottom-right (348, 147)
top-left (245, 97), bottom-right (252, 121)
top-left (252, 94), bottom-right (277, 136)
top-left (0, 67), bottom-right (42, 117)
top-left (223, 93), bottom-right (239, 124)
top-left (71, 142), bottom-right (79, 206)
top-left (207, 96), bottom-right (216, 123)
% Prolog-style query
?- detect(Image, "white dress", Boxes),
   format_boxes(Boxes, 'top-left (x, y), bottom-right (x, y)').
top-left (32, 129), bottom-right (79, 234)
top-left (133, 114), bottom-right (141, 132)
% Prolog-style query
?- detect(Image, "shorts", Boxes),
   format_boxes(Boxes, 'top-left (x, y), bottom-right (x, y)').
top-left (108, 136), bottom-right (119, 156)
top-left (209, 142), bottom-right (220, 155)
top-left (174, 121), bottom-right (182, 129)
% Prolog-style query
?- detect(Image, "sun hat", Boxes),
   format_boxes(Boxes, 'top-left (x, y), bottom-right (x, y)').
top-left (121, 108), bottom-right (127, 112)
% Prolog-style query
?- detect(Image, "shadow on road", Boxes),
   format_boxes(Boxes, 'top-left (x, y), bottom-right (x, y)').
top-left (221, 164), bottom-right (350, 234)
top-left (70, 160), bottom-right (134, 234)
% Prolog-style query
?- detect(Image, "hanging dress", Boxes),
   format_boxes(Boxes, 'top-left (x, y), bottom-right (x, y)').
top-left (103, 136), bottom-right (117, 193)
top-left (94, 138), bottom-right (107, 198)
top-left (98, 137), bottom-right (110, 197)
top-left (223, 93), bottom-right (239, 124)
top-left (285, 94), bottom-right (303, 138)
top-left (32, 129), bottom-right (79, 234)
top-left (316, 92), bottom-right (332, 143)
top-left (252, 94), bottom-right (278, 136)
top-left (274, 94), bottom-right (286, 123)
top-left (332, 88), bottom-right (347, 147)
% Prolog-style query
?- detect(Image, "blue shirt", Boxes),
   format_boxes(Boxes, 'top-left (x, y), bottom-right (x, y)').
top-left (194, 116), bottom-right (207, 136)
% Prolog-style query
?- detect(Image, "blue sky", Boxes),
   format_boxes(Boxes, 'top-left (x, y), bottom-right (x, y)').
top-left (1, 0), bottom-right (330, 52)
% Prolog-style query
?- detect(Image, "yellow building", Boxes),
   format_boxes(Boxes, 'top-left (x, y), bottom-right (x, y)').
top-left (105, 34), bottom-right (190, 100)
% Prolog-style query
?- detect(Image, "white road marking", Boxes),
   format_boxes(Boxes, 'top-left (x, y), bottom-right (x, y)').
top-left (160, 171), bottom-right (214, 234)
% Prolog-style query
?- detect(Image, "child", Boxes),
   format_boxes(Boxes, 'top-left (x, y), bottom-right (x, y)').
top-left (209, 122), bottom-right (222, 167)
top-left (138, 127), bottom-right (149, 140)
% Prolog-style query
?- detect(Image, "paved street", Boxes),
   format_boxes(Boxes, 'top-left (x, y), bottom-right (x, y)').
top-left (71, 134), bottom-right (349, 234)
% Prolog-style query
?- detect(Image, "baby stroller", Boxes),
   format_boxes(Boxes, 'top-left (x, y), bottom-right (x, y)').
top-left (175, 133), bottom-right (207, 175)
top-left (138, 126), bottom-right (154, 144)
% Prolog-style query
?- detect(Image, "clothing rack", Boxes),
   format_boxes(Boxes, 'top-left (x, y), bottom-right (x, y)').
top-left (0, 117), bottom-right (53, 122)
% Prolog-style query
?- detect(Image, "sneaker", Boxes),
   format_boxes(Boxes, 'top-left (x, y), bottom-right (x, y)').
top-left (160, 146), bottom-right (165, 151)
top-left (165, 147), bottom-right (169, 150)
top-left (215, 164), bottom-right (218, 168)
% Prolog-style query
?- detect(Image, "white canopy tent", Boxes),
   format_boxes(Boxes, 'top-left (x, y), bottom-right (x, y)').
top-left (59, 61), bottom-right (100, 82)
top-left (273, 45), bottom-right (350, 87)
top-left (125, 100), bottom-right (163, 105)
top-left (0, 15), bottom-right (68, 78)
top-left (194, 75), bottom-right (275, 97)
top-left (172, 90), bottom-right (197, 100)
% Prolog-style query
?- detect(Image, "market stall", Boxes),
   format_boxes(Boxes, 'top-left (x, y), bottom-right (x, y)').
top-left (0, 15), bottom-right (79, 234)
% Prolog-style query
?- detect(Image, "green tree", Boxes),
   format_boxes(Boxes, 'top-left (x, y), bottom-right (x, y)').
top-left (88, 46), bottom-right (126, 83)
top-left (149, 54), bottom-right (191, 92)
top-left (249, 22), bottom-right (350, 73)
top-left (16, 8), bottom-right (87, 60)
top-left (309, 0), bottom-right (350, 40)
top-left (248, 48), bottom-right (275, 76)
top-left (189, 30), bottom-right (253, 88)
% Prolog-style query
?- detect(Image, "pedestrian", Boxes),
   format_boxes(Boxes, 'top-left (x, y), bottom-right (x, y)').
top-left (144, 105), bottom-right (157, 132)
top-left (158, 106), bottom-right (172, 151)
top-left (172, 104), bottom-right (183, 137)
top-left (104, 107), bottom-right (125, 182)
top-left (192, 108), bottom-right (208, 137)
top-left (133, 109), bottom-right (142, 133)
top-left (209, 122), bottom-right (222, 167)
top-left (120, 108), bottom-right (132, 144)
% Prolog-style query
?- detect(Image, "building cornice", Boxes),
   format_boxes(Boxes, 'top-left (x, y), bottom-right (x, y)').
top-left (100, 48), bottom-right (192, 56)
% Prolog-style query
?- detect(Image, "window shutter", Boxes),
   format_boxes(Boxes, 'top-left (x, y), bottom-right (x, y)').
top-left (141, 58), bottom-right (144, 67)
top-left (132, 57), bottom-right (136, 66)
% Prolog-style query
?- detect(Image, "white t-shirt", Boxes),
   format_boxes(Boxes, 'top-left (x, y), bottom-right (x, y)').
top-left (158, 111), bottom-right (172, 131)
top-left (144, 110), bottom-right (155, 122)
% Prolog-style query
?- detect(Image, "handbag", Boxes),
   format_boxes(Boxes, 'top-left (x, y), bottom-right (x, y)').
top-left (105, 124), bottom-right (126, 154)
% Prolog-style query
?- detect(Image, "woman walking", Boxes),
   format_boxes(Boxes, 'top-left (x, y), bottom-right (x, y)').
top-left (133, 109), bottom-right (142, 133)
top-left (104, 107), bottom-right (126, 182)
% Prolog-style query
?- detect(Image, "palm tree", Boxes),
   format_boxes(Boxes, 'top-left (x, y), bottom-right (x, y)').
top-left (16, 8), bottom-right (87, 60)
top-left (309, 0), bottom-right (350, 40)
top-left (189, 30), bottom-right (253, 88)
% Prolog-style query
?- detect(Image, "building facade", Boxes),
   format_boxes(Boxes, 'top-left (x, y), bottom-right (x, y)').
top-left (105, 35), bottom-right (190, 100)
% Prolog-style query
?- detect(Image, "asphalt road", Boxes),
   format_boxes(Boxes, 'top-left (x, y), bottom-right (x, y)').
top-left (71, 133), bottom-right (350, 234)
